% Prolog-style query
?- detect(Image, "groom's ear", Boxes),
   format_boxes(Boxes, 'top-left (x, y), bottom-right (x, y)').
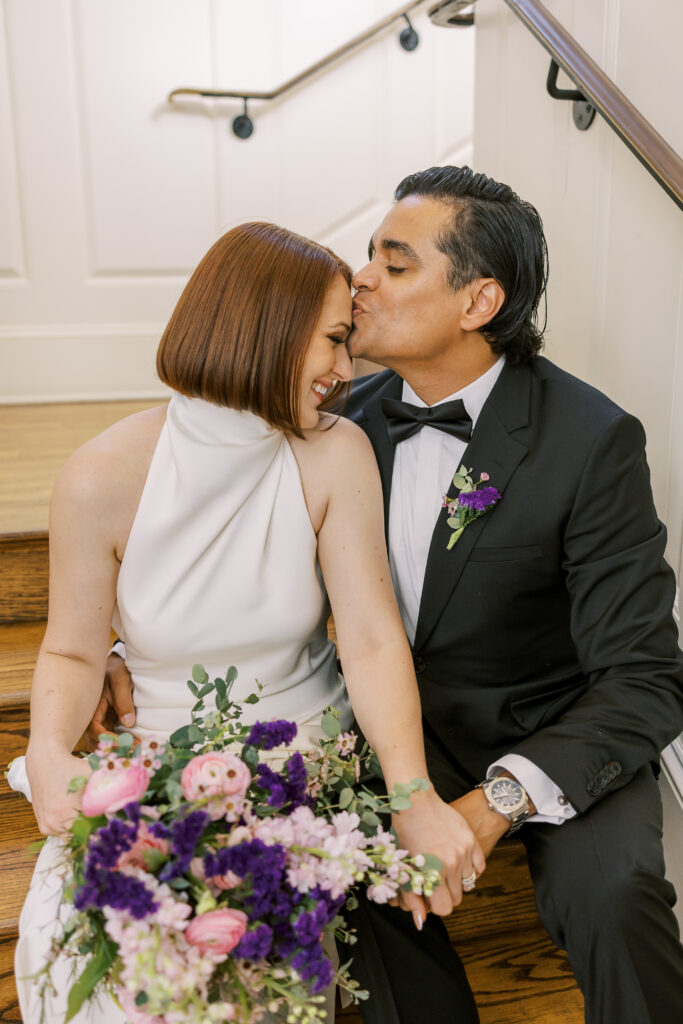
top-left (461, 279), bottom-right (505, 333)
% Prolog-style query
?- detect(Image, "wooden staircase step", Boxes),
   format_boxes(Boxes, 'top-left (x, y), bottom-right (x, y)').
top-left (0, 534), bottom-right (49, 624)
top-left (0, 621), bottom-right (43, 711)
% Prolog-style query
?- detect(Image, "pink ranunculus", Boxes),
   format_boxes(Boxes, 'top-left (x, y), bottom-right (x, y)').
top-left (81, 763), bottom-right (149, 817)
top-left (181, 752), bottom-right (251, 819)
top-left (185, 908), bottom-right (248, 955)
top-left (116, 821), bottom-right (169, 871)
top-left (209, 869), bottom-right (242, 892)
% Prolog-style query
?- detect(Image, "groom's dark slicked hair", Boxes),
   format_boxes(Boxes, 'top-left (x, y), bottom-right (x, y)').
top-left (394, 166), bottom-right (549, 364)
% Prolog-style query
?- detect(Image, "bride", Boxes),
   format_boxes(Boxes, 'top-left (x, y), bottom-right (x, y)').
top-left (13, 222), bottom-right (484, 1022)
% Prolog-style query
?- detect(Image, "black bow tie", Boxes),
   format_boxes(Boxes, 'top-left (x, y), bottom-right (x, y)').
top-left (381, 397), bottom-right (473, 445)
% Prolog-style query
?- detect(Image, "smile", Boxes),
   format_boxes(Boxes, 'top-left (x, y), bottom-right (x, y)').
top-left (312, 381), bottom-right (332, 398)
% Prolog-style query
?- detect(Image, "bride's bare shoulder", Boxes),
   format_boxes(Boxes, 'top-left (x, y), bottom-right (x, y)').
top-left (51, 404), bottom-right (168, 520)
top-left (291, 414), bottom-right (378, 490)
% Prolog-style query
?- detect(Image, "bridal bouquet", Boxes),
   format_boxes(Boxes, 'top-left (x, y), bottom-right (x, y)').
top-left (35, 667), bottom-right (441, 1024)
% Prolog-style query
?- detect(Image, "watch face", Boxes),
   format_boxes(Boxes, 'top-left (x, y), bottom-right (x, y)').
top-left (490, 777), bottom-right (524, 811)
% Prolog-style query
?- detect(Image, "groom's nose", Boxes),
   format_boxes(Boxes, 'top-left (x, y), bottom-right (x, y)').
top-left (352, 261), bottom-right (379, 291)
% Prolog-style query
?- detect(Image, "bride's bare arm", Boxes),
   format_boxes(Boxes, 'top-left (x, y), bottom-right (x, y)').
top-left (313, 418), bottom-right (485, 915)
top-left (25, 409), bottom-right (164, 835)
top-left (25, 444), bottom-right (123, 834)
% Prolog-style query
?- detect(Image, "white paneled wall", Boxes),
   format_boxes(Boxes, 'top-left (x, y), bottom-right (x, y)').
top-left (0, 0), bottom-right (475, 401)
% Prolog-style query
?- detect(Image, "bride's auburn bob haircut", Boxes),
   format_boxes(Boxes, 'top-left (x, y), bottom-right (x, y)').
top-left (157, 222), bottom-right (352, 436)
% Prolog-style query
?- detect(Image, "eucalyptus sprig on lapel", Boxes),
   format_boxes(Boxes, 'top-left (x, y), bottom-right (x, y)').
top-left (442, 465), bottom-right (502, 549)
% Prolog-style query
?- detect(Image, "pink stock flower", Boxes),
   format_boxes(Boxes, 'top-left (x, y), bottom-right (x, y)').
top-left (116, 821), bottom-right (169, 871)
top-left (116, 987), bottom-right (163, 1024)
top-left (181, 752), bottom-right (251, 819)
top-left (81, 764), bottom-right (149, 817)
top-left (185, 908), bottom-right (248, 955)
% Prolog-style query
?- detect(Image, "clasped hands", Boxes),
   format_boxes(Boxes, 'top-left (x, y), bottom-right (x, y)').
top-left (87, 654), bottom-right (510, 924)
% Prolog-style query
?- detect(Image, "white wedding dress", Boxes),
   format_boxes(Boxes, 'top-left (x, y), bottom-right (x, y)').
top-left (13, 394), bottom-right (351, 1023)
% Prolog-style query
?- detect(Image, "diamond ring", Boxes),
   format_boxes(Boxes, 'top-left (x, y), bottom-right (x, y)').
top-left (461, 872), bottom-right (477, 892)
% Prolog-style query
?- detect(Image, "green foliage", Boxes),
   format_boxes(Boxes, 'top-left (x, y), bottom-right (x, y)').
top-left (64, 939), bottom-right (116, 1021)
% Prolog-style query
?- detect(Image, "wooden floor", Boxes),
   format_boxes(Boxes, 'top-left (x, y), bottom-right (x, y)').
top-left (0, 400), bottom-right (166, 534)
top-left (0, 400), bottom-right (584, 1023)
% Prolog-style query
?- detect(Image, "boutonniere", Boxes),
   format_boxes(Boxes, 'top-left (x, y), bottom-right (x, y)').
top-left (442, 465), bottom-right (501, 549)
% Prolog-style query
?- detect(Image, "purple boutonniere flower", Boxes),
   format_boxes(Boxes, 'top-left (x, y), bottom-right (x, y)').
top-left (443, 465), bottom-right (501, 549)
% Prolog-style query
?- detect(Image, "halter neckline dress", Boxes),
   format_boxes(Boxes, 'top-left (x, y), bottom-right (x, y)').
top-left (15, 393), bottom-right (350, 1022)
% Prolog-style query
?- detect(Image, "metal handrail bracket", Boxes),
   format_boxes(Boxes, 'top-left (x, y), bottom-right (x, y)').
top-left (502, 0), bottom-right (682, 209)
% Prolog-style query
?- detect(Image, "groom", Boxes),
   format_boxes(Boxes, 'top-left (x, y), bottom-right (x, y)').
top-left (336, 165), bottom-right (683, 1024)
top-left (98, 166), bottom-right (683, 1023)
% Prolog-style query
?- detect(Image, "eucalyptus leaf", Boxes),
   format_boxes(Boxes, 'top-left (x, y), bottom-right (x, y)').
top-left (321, 712), bottom-right (341, 738)
top-left (389, 795), bottom-right (413, 812)
top-left (136, 992), bottom-right (149, 1006)
top-left (67, 776), bottom-right (88, 793)
top-left (214, 676), bottom-right (227, 704)
top-left (338, 788), bottom-right (355, 809)
top-left (187, 680), bottom-right (199, 697)
top-left (196, 681), bottom-right (214, 699)
top-left (409, 777), bottom-right (430, 792)
top-left (192, 664), bottom-right (209, 685)
top-left (451, 473), bottom-right (469, 489)
top-left (169, 725), bottom-right (195, 748)
top-left (361, 810), bottom-right (381, 828)
top-left (420, 852), bottom-right (444, 872)
top-left (225, 666), bottom-right (238, 686)
top-left (116, 732), bottom-right (134, 752)
top-left (243, 693), bottom-right (260, 705)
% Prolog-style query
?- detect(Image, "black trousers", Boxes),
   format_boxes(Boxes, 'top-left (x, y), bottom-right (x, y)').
top-left (341, 728), bottom-right (683, 1024)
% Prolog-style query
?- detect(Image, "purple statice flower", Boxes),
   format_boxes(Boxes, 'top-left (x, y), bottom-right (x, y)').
top-left (256, 752), bottom-right (312, 811)
top-left (292, 903), bottom-right (329, 945)
top-left (234, 923), bottom-right (274, 960)
top-left (246, 720), bottom-right (298, 750)
top-left (291, 939), bottom-right (334, 994)
top-left (457, 486), bottom-right (501, 512)
top-left (75, 869), bottom-right (158, 920)
top-left (148, 821), bottom-right (171, 840)
top-left (284, 752), bottom-right (312, 811)
top-left (159, 810), bottom-right (209, 881)
top-left (208, 839), bottom-right (289, 919)
top-left (255, 763), bottom-right (288, 808)
top-left (87, 817), bottom-right (138, 870)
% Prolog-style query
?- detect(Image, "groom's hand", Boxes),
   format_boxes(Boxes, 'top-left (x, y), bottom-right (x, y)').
top-left (451, 780), bottom-right (537, 859)
top-left (83, 652), bottom-right (135, 749)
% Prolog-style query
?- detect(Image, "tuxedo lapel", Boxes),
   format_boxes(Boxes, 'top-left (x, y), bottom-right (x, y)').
top-left (356, 373), bottom-right (402, 535)
top-left (412, 363), bottom-right (532, 652)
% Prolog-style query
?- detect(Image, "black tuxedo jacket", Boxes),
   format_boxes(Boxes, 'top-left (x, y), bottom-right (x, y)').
top-left (344, 356), bottom-right (683, 813)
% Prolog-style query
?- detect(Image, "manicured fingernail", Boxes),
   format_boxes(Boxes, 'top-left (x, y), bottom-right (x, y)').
top-left (413, 911), bottom-right (423, 931)
top-left (121, 714), bottom-right (135, 727)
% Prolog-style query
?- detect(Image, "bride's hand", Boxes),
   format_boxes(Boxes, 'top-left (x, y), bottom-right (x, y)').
top-left (25, 745), bottom-right (91, 836)
top-left (391, 788), bottom-right (486, 916)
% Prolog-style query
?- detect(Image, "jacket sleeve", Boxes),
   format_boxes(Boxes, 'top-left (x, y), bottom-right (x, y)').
top-left (509, 411), bottom-right (683, 813)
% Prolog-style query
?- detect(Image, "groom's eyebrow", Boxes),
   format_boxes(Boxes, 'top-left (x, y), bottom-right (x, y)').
top-left (368, 235), bottom-right (423, 264)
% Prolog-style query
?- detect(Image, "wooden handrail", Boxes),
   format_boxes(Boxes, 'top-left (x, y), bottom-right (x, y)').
top-left (168, 1), bottom-right (427, 106)
top-left (503, 0), bottom-right (682, 210)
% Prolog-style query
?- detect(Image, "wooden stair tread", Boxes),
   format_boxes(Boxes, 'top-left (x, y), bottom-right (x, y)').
top-left (0, 622), bottom-right (44, 709)
top-left (0, 400), bottom-right (166, 535)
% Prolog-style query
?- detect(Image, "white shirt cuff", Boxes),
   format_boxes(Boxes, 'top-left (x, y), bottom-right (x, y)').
top-left (110, 639), bottom-right (126, 659)
top-left (488, 753), bottom-right (576, 825)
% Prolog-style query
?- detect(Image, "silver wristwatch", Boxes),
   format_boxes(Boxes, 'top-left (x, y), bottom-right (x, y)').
top-left (476, 774), bottom-right (530, 834)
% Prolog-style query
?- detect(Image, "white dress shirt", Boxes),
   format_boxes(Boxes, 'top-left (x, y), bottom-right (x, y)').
top-left (387, 359), bottom-right (575, 825)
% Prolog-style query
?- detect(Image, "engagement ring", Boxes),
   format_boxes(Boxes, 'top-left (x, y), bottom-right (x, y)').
top-left (461, 872), bottom-right (477, 892)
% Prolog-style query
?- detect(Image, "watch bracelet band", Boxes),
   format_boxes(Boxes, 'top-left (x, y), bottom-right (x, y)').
top-left (476, 775), bottom-right (530, 834)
